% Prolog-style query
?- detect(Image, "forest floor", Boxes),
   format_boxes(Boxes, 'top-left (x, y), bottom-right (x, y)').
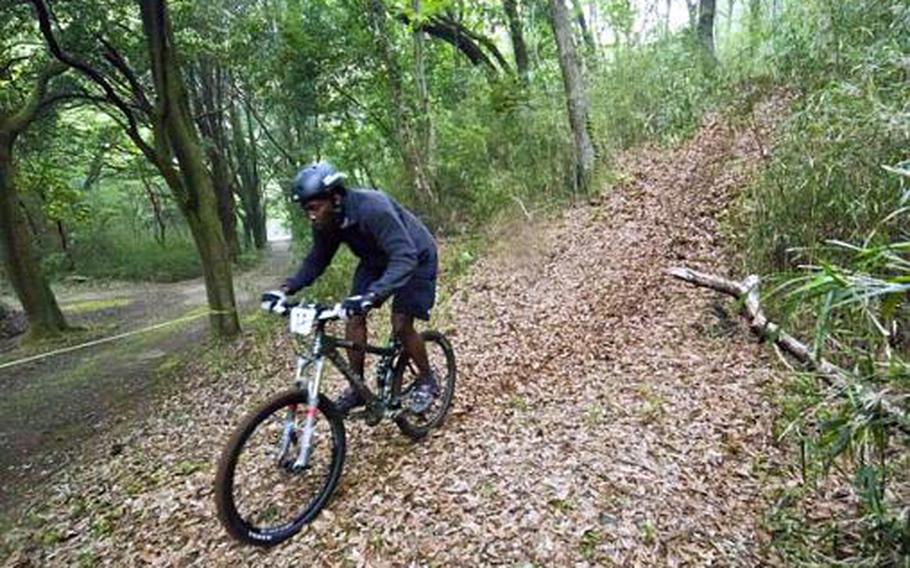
top-left (2, 93), bottom-right (798, 566)
top-left (0, 240), bottom-right (295, 510)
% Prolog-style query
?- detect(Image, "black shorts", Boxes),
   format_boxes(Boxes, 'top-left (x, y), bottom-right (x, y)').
top-left (351, 255), bottom-right (438, 321)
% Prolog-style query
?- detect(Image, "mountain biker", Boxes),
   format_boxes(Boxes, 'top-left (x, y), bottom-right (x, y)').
top-left (262, 162), bottom-right (439, 415)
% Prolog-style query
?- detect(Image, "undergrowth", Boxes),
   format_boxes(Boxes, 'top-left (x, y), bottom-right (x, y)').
top-left (733, 1), bottom-right (910, 562)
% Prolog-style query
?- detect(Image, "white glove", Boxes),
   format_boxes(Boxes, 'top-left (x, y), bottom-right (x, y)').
top-left (341, 293), bottom-right (378, 317)
top-left (261, 290), bottom-right (288, 315)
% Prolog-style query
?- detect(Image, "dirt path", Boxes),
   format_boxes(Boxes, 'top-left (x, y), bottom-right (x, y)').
top-left (2, 97), bottom-right (794, 566)
top-left (0, 240), bottom-right (294, 510)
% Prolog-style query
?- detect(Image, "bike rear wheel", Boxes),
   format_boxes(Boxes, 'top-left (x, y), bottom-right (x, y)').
top-left (392, 330), bottom-right (456, 440)
top-left (214, 389), bottom-right (345, 546)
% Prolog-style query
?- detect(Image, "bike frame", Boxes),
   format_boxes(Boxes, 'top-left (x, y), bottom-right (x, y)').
top-left (287, 316), bottom-right (400, 470)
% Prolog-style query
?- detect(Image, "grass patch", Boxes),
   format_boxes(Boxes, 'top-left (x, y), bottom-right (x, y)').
top-left (62, 298), bottom-right (131, 315)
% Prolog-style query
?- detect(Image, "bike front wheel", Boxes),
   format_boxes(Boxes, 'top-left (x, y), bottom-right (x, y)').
top-left (392, 330), bottom-right (457, 440)
top-left (214, 389), bottom-right (345, 546)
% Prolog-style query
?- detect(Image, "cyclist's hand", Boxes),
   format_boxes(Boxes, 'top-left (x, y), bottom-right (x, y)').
top-left (341, 293), bottom-right (377, 317)
top-left (261, 289), bottom-right (288, 314)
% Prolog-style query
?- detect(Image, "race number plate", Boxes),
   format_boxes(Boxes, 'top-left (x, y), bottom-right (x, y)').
top-left (289, 306), bottom-right (317, 336)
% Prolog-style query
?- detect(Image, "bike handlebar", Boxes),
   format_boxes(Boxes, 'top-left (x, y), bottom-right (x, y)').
top-left (270, 300), bottom-right (349, 322)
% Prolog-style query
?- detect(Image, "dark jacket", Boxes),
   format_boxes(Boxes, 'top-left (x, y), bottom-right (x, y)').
top-left (284, 189), bottom-right (436, 297)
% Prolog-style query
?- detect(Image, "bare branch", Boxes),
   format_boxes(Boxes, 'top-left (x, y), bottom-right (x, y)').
top-left (669, 266), bottom-right (910, 434)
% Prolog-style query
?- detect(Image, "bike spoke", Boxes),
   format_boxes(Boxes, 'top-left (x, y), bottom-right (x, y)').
top-left (228, 402), bottom-right (338, 532)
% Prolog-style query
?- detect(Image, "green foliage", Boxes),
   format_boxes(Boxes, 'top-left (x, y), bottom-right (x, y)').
top-left (588, 34), bottom-right (722, 150)
top-left (741, 0), bottom-right (909, 273)
top-left (64, 230), bottom-right (202, 282)
top-left (603, 0), bottom-right (635, 43)
top-left (430, 75), bottom-right (575, 226)
top-left (727, 2), bottom-right (910, 563)
top-left (763, 179), bottom-right (910, 564)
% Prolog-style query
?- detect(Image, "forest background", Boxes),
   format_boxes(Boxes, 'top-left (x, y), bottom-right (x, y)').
top-left (1, 0), bottom-right (908, 563)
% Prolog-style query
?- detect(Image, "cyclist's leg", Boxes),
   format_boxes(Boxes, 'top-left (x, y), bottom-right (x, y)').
top-left (391, 312), bottom-right (430, 378)
top-left (345, 315), bottom-right (367, 379)
top-left (336, 263), bottom-right (379, 413)
top-left (347, 262), bottom-right (379, 379)
top-left (390, 260), bottom-right (437, 382)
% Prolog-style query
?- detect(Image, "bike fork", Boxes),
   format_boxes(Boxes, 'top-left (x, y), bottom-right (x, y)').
top-left (291, 353), bottom-right (324, 471)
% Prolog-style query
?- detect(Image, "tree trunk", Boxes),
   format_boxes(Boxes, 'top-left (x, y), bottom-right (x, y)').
top-left (547, 0), bottom-right (595, 193)
top-left (685, 0), bottom-right (698, 28)
top-left (411, 0), bottom-right (433, 175)
top-left (139, 0), bottom-right (239, 337)
top-left (194, 60), bottom-right (240, 261)
top-left (141, 176), bottom-right (167, 245)
top-left (697, 0), bottom-right (717, 59)
top-left (0, 61), bottom-right (69, 339)
top-left (0, 136), bottom-right (68, 339)
top-left (503, 0), bottom-right (530, 84)
top-left (208, 144), bottom-right (240, 260)
top-left (230, 99), bottom-right (266, 250)
top-left (749, 0), bottom-right (761, 37)
top-left (571, 0), bottom-right (597, 53)
top-left (368, 0), bottom-right (435, 203)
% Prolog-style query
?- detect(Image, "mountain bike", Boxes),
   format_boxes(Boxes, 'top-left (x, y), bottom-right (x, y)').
top-left (214, 299), bottom-right (456, 546)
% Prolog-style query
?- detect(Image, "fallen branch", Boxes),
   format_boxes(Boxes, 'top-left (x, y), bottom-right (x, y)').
top-left (669, 266), bottom-right (909, 434)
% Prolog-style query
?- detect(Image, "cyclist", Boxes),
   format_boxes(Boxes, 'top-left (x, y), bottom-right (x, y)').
top-left (263, 162), bottom-right (439, 415)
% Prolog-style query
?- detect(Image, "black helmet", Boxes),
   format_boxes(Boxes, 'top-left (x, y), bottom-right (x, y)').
top-left (290, 162), bottom-right (346, 204)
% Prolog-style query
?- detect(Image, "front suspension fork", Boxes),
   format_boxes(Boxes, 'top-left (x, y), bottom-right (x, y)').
top-left (289, 354), bottom-right (324, 471)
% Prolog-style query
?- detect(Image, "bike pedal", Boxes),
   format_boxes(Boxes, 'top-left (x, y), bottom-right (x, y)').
top-left (347, 409), bottom-right (369, 421)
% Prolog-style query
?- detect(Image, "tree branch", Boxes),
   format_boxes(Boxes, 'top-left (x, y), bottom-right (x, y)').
top-left (438, 12), bottom-right (512, 72)
top-left (2, 59), bottom-right (65, 135)
top-left (0, 55), bottom-right (31, 79)
top-left (96, 33), bottom-right (153, 113)
top-left (231, 89), bottom-right (296, 166)
top-left (326, 78), bottom-right (393, 139)
top-left (27, 0), bottom-right (158, 165)
top-left (669, 266), bottom-right (910, 435)
top-left (394, 10), bottom-right (504, 74)
top-left (35, 90), bottom-right (107, 114)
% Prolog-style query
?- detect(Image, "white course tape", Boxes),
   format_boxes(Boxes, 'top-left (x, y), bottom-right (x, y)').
top-left (0, 310), bottom-right (229, 372)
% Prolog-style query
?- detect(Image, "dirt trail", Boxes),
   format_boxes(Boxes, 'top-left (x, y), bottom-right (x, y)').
top-left (0, 240), bottom-right (294, 509)
top-left (2, 96), bottom-right (794, 566)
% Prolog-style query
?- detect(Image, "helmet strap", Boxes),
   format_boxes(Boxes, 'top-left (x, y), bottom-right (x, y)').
top-left (331, 191), bottom-right (344, 215)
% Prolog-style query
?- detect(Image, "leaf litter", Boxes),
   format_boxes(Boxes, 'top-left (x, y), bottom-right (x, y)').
top-left (2, 93), bottom-right (798, 567)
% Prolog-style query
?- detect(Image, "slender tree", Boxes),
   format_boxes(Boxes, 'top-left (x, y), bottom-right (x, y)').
top-left (191, 58), bottom-right (240, 260)
top-left (411, 0), bottom-right (433, 174)
top-left (368, 0), bottom-right (435, 202)
top-left (749, 0), bottom-right (762, 37)
top-left (230, 95), bottom-right (266, 249)
top-left (697, 0), bottom-right (717, 59)
top-left (548, 0), bottom-right (595, 193)
top-left (571, 0), bottom-right (597, 53)
top-left (503, 0), bottom-right (531, 84)
top-left (685, 0), bottom-right (698, 28)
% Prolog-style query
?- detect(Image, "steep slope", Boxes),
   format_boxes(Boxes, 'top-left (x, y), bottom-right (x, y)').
top-left (2, 94), bottom-right (794, 566)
